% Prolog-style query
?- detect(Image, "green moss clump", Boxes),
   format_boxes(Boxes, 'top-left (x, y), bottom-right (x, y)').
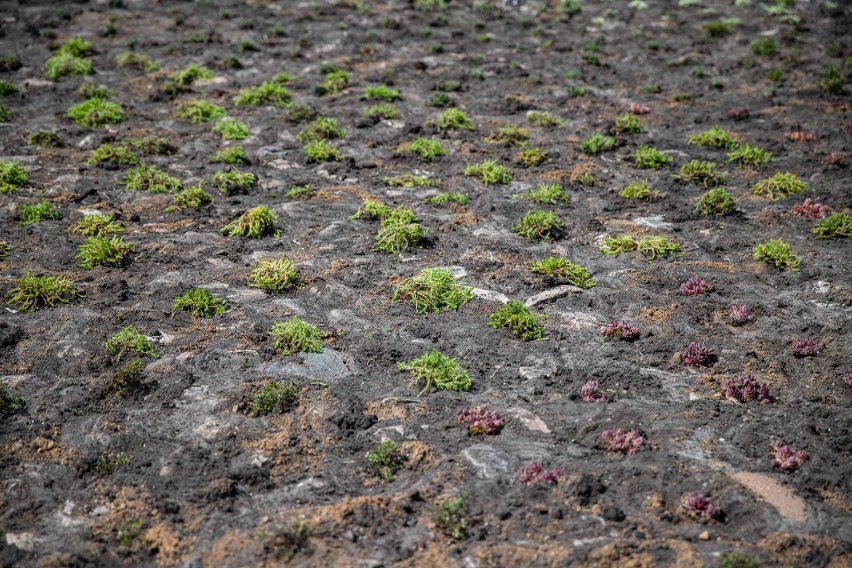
top-left (752, 238), bottom-right (800, 271)
top-left (529, 257), bottom-right (596, 288)
top-left (397, 349), bottom-right (472, 395)
top-left (727, 144), bottom-right (772, 166)
top-left (349, 199), bottom-right (391, 221)
top-left (212, 117), bottom-right (251, 140)
top-left (512, 210), bottom-right (563, 242)
top-left (212, 168), bottom-right (255, 195)
top-left (251, 381), bottom-right (298, 416)
top-left (398, 138), bottom-right (446, 160)
top-left (489, 300), bottom-right (544, 341)
top-left (436, 107), bottom-right (475, 131)
top-left (677, 160), bottom-right (725, 187)
top-left (165, 184), bottom-right (213, 212)
top-left (89, 144), bottom-right (138, 166)
top-left (687, 126), bottom-right (738, 149)
top-left (813, 212), bottom-right (852, 239)
top-left (269, 317), bottom-right (324, 355)
top-left (108, 360), bottom-right (144, 395)
top-left (382, 174), bottom-right (433, 188)
top-left (18, 201), bottom-right (61, 225)
top-left (375, 220), bottom-right (428, 253)
top-left (0, 241), bottom-right (11, 260)
top-left (0, 384), bottom-right (26, 414)
top-left (635, 146), bottom-right (673, 169)
top-left (222, 206), bottom-right (280, 238)
top-left (105, 325), bottom-right (159, 363)
top-left (235, 81), bottom-right (292, 107)
top-left (56, 37), bottom-right (92, 57)
top-left (127, 136), bottom-right (178, 156)
top-left (319, 69), bottom-right (350, 96)
top-left (365, 440), bottom-right (406, 481)
top-left (176, 99), bottom-right (226, 123)
top-left (613, 113), bottom-right (641, 135)
top-left (579, 133), bottom-right (616, 155)
top-left (76, 236), bottom-right (134, 269)
top-left (426, 192), bottom-right (468, 205)
top-left (70, 214), bottom-right (125, 237)
top-left (211, 145), bottom-right (249, 165)
top-left (518, 147), bottom-right (546, 167)
top-left (363, 102), bottom-right (400, 119)
top-left (169, 63), bottom-right (213, 86)
top-left (637, 236), bottom-right (681, 259)
top-left (115, 52), bottom-right (159, 72)
top-left (392, 268), bottom-right (474, 314)
top-left (296, 117), bottom-right (345, 143)
top-left (66, 98), bottom-right (126, 128)
top-left (364, 84), bottom-right (400, 101)
top-left (0, 160), bottom-right (28, 193)
top-left (304, 139), bottom-right (342, 163)
top-left (27, 131), bottom-right (62, 148)
top-left (248, 258), bottom-right (297, 293)
top-left (752, 172), bottom-right (806, 200)
top-left (172, 288), bottom-right (226, 318)
top-left (484, 125), bottom-right (530, 145)
top-left (526, 183), bottom-right (569, 204)
top-left (124, 165), bottom-right (182, 193)
top-left (695, 188), bottom-right (736, 216)
top-left (463, 160), bottom-right (511, 185)
top-left (599, 235), bottom-right (637, 255)
top-left (45, 52), bottom-right (93, 80)
top-left (619, 179), bottom-right (660, 200)
top-left (7, 272), bottom-right (80, 311)
top-left (434, 498), bottom-right (468, 540)
top-left (526, 110), bottom-right (565, 128)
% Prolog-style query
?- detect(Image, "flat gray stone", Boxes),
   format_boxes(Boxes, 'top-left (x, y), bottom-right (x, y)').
top-left (471, 288), bottom-right (510, 304)
top-left (461, 444), bottom-right (508, 480)
top-left (524, 286), bottom-right (582, 308)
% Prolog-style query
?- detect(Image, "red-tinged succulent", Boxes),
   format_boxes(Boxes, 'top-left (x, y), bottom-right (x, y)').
top-left (791, 338), bottom-right (823, 357)
top-left (682, 341), bottom-right (713, 366)
top-left (728, 304), bottom-right (754, 325)
top-left (844, 372), bottom-right (852, 386)
top-left (724, 375), bottom-right (771, 404)
top-left (832, 101), bottom-right (852, 111)
top-left (682, 491), bottom-right (721, 520)
top-left (457, 404), bottom-right (503, 435)
top-left (792, 198), bottom-right (831, 219)
top-left (725, 107), bottom-right (749, 120)
top-left (601, 428), bottom-right (646, 455)
top-left (770, 440), bottom-right (808, 472)
top-left (601, 320), bottom-right (640, 341)
top-left (629, 103), bottom-right (651, 115)
top-left (517, 461), bottom-right (562, 486)
top-left (680, 275), bottom-right (712, 296)
top-left (581, 380), bottom-right (607, 403)
top-left (784, 131), bottom-right (815, 142)
top-left (822, 152), bottom-right (848, 167)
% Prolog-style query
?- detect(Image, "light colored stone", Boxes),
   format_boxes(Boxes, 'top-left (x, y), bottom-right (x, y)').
top-left (461, 444), bottom-right (508, 479)
top-left (731, 471), bottom-right (807, 521)
top-left (632, 215), bottom-right (673, 231)
top-left (504, 407), bottom-right (551, 434)
top-left (524, 286), bottom-right (582, 308)
top-left (471, 287), bottom-right (510, 304)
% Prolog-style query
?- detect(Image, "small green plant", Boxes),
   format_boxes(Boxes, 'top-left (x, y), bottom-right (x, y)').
top-left (176, 99), bottom-right (226, 123)
top-left (752, 172), bottom-right (806, 200)
top-left (168, 63), bottom-right (214, 87)
top-left (526, 110), bottom-right (565, 128)
top-left (364, 84), bottom-right (400, 101)
top-left (426, 192), bottom-right (468, 205)
top-left (484, 125), bottom-right (529, 146)
top-left (688, 127), bottom-right (738, 149)
top-left (71, 214), bottom-right (124, 237)
top-left (518, 147), bottom-right (546, 167)
top-left (416, 0), bottom-right (446, 11)
top-left (375, 221), bottom-right (427, 254)
top-left (677, 160), bottom-right (725, 187)
top-left (430, 91), bottom-right (451, 107)
top-left (55, 37), bottom-right (93, 58)
top-left (434, 498), bottom-right (468, 540)
top-left (717, 551), bottom-right (759, 568)
top-left (172, 288), bottom-right (226, 318)
top-left (526, 183), bottom-right (569, 204)
top-left (749, 37), bottom-right (778, 57)
top-left (529, 257), bottom-right (596, 288)
top-left (166, 184), bottom-right (213, 212)
top-left (613, 113), bottom-right (641, 135)
top-left (635, 146), bottom-right (673, 169)
top-left (363, 102), bottom-right (400, 119)
top-left (0, 81), bottom-right (19, 97)
top-left (222, 206), bottom-right (280, 238)
top-left (0, 241), bottom-right (10, 260)
top-left (66, 98), bottom-right (126, 128)
top-left (382, 174), bottom-right (433, 188)
top-left (18, 201), bottom-right (61, 225)
top-left (0, 384), bottom-right (26, 414)
top-left (212, 168), bottom-right (255, 194)
top-left (350, 199), bottom-right (391, 221)
top-left (45, 52), bottom-right (93, 80)
top-left (599, 235), bottom-right (637, 255)
top-left (252, 381), bottom-right (298, 416)
top-left (77, 82), bottom-right (115, 100)
top-left (269, 317), bottom-right (324, 355)
top-left (398, 349), bottom-right (472, 395)
top-left (512, 210), bottom-right (563, 242)
top-left (127, 136), bottom-right (178, 156)
top-left (318, 68), bottom-right (350, 96)
top-left (753, 238), bottom-right (799, 270)
top-left (820, 64), bottom-right (846, 95)
top-left (436, 107), bottom-right (475, 131)
top-left (579, 133), bottom-right (616, 155)
top-left (76, 236), bottom-right (134, 269)
top-left (296, 116), bottom-right (345, 143)
top-left (27, 131), bottom-right (62, 148)
top-left (637, 235), bottom-right (681, 259)
top-left (619, 180), bottom-right (660, 200)
top-left (248, 258), bottom-right (297, 293)
top-left (89, 144), bottom-right (138, 166)
top-left (304, 139), bottom-right (342, 163)
top-left (463, 160), bottom-right (511, 185)
top-left (703, 18), bottom-right (741, 38)
top-left (7, 272), bottom-right (80, 311)
top-left (695, 188), bottom-right (736, 216)
top-left (0, 160), bottom-right (28, 193)
top-left (813, 212), bottom-right (852, 239)
top-left (93, 452), bottom-right (131, 475)
top-left (285, 185), bottom-right (312, 199)
top-left (105, 326), bottom-right (159, 363)
top-left (124, 165), bottom-right (181, 193)
top-left (489, 300), bottom-right (543, 341)
top-left (365, 440), bottom-right (407, 481)
top-left (727, 144), bottom-right (772, 166)
top-left (392, 268), bottom-right (473, 314)
top-left (211, 146), bottom-right (249, 165)
top-left (398, 138), bottom-right (446, 160)
top-left (115, 52), bottom-right (159, 72)
top-left (234, 81), bottom-right (292, 107)
top-left (212, 117), bottom-right (250, 140)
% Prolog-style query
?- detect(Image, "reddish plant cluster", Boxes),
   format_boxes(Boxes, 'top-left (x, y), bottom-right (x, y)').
top-left (770, 441), bottom-right (808, 472)
top-left (791, 338), bottom-right (823, 357)
top-left (680, 275), bottom-right (712, 296)
top-left (457, 404), bottom-right (503, 435)
top-left (844, 373), bottom-right (852, 386)
top-left (728, 304), bottom-right (754, 325)
top-left (792, 198), bottom-right (831, 219)
top-left (601, 428), bottom-right (646, 455)
top-left (725, 107), bottom-right (749, 120)
top-left (580, 380), bottom-right (607, 403)
top-left (784, 131), bottom-right (815, 142)
top-left (682, 341), bottom-right (713, 366)
top-left (724, 375), bottom-right (771, 404)
top-left (682, 491), bottom-right (721, 520)
top-left (517, 461), bottom-right (562, 486)
top-left (848, 123), bottom-right (852, 134)
top-left (600, 320), bottom-right (640, 341)
top-left (822, 152), bottom-right (848, 167)
top-left (629, 103), bottom-right (651, 115)
top-left (832, 100), bottom-right (852, 111)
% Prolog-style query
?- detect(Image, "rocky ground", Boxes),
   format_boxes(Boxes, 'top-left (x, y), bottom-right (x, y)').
top-left (1, 0), bottom-right (851, 566)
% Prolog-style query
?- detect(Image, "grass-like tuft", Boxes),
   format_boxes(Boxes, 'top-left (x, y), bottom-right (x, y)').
top-left (489, 300), bottom-right (544, 341)
top-left (599, 235), bottom-right (637, 255)
top-left (0, 384), bottom-right (26, 414)
top-left (105, 325), bottom-right (159, 363)
top-left (269, 317), bottom-right (324, 355)
top-left (18, 201), bottom-right (61, 225)
top-left (579, 133), bottom-right (615, 155)
top-left (752, 172), bottom-right (806, 200)
top-left (426, 192), bottom-right (468, 205)
top-left (252, 381), bottom-right (298, 416)
top-left (89, 144), bottom-right (138, 166)
top-left (124, 165), bottom-right (182, 193)
top-left (392, 268), bottom-right (473, 314)
top-left (484, 125), bottom-right (529, 145)
top-left (436, 107), bottom-right (475, 131)
top-left (235, 81), bottom-right (292, 107)
top-left (397, 349), bottom-right (472, 395)
top-left (212, 168), bottom-right (255, 195)
top-left (375, 210), bottom-right (428, 253)
top-left (169, 63), bottom-right (213, 86)
top-left (0, 160), bottom-right (28, 193)
top-left (635, 146), bottom-right (673, 169)
top-left (677, 160), bottom-right (725, 187)
top-left (66, 98), bottom-right (126, 128)
top-left (27, 131), bottom-right (62, 148)
top-left (212, 117), bottom-right (250, 140)
top-left (727, 143), bottom-right (772, 166)
top-left (613, 113), bottom-right (641, 134)
top-left (176, 98), bottom-right (226, 123)
top-left (108, 359), bottom-right (144, 395)
top-left (529, 257), bottom-right (596, 288)
top-left (637, 236), bottom-right (681, 259)
top-left (463, 160), bottom-right (511, 184)
top-left (512, 210), bottom-right (563, 242)
top-left (813, 212), bottom-right (852, 239)
top-left (695, 188), bottom-right (736, 216)
top-left (752, 238), bottom-right (800, 271)
top-left (45, 52), bottom-right (93, 80)
top-left (165, 184), bottom-right (213, 212)
top-left (365, 440), bottom-right (406, 481)
top-left (7, 272), bottom-right (80, 311)
top-left (397, 138), bottom-right (446, 160)
top-left (172, 288), bottom-right (226, 318)
top-left (363, 102), bottom-right (400, 119)
top-left (248, 258), bottom-right (297, 293)
top-left (304, 139), bottom-right (342, 163)
top-left (211, 145), bottom-right (249, 165)
top-left (526, 183), bottom-right (569, 204)
top-left (115, 52), bottom-right (159, 72)
top-left (222, 206), bottom-right (280, 238)
top-left (526, 110), bottom-right (564, 128)
top-left (76, 236), bottom-right (134, 269)
top-left (619, 180), bottom-right (660, 200)
top-left (687, 126), bottom-right (737, 149)
top-left (296, 117), bottom-right (345, 143)
top-left (364, 84), bottom-right (400, 101)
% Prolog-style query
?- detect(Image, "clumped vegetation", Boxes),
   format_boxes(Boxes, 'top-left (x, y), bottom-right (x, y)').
top-left (426, 192), bottom-right (468, 205)
top-left (18, 201), bottom-right (61, 225)
top-left (248, 258), bottom-right (297, 293)
top-left (212, 168), bottom-right (255, 195)
top-left (463, 160), bottom-right (511, 185)
top-left (579, 133), bottom-right (615, 155)
top-left (172, 288), bottom-right (226, 318)
top-left (7, 272), bottom-right (80, 311)
top-left (398, 138), bottom-right (446, 160)
top-left (813, 212), bottom-right (852, 239)
top-left (526, 110), bottom-right (564, 128)
top-left (635, 146), bottom-right (673, 169)
top-left (695, 188), bottom-right (736, 216)
top-left (489, 300), bottom-right (544, 341)
top-left (529, 257), bottom-right (595, 288)
top-left (619, 180), bottom-right (660, 200)
top-left (752, 238), bottom-right (800, 271)
top-left (0, 384), bottom-right (26, 414)
top-left (752, 172), bottom-right (806, 200)
top-left (269, 317), bottom-right (324, 355)
top-left (212, 117), bottom-right (250, 140)
top-left (222, 206), bottom-right (280, 238)
top-left (252, 381), bottom-right (298, 416)
top-left (304, 139), bottom-right (342, 163)
top-left (677, 160), bottom-right (725, 187)
top-left (0, 160), bottom-right (28, 193)
top-left (297, 116), bottom-right (345, 143)
top-left (688, 127), bottom-right (737, 149)
top-left (365, 441), bottom-right (406, 481)
top-left (89, 143), bottom-right (138, 166)
top-left (76, 236), bottom-right (134, 269)
top-left (105, 326), bottom-right (159, 363)
top-left (66, 98), bottom-right (126, 128)
top-left (211, 145), bottom-right (249, 165)
top-left (526, 183), bottom-right (569, 204)
top-left (397, 349), bottom-right (472, 395)
top-left (392, 268), bottom-right (473, 314)
top-left (124, 165), bottom-right (182, 193)
top-left (235, 81), bottom-right (292, 107)
top-left (166, 184), bottom-right (213, 212)
top-left (512, 210), bottom-right (563, 242)
top-left (434, 498), bottom-right (468, 540)
top-left (727, 144), bottom-right (772, 166)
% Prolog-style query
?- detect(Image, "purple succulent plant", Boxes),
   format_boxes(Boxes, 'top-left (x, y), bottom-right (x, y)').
top-left (682, 341), bottom-right (713, 366)
top-left (457, 404), bottom-right (504, 435)
top-left (724, 375), bottom-right (771, 404)
top-left (682, 491), bottom-right (721, 520)
top-left (729, 304), bottom-right (754, 325)
top-left (601, 428), bottom-right (647, 455)
top-left (517, 461), bottom-right (561, 486)
top-left (791, 338), bottom-right (823, 357)
top-left (601, 320), bottom-right (640, 341)
top-left (581, 380), bottom-right (607, 403)
top-left (845, 373), bottom-right (852, 386)
top-left (770, 441), bottom-right (808, 472)
top-left (725, 107), bottom-right (750, 120)
top-left (680, 276), bottom-right (712, 296)
top-left (792, 198), bottom-right (831, 219)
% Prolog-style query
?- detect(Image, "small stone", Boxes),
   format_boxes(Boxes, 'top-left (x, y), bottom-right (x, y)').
top-left (524, 285), bottom-right (582, 308)
top-left (471, 287), bottom-right (510, 304)
top-left (697, 531), bottom-right (711, 541)
top-left (504, 407), bottom-right (551, 434)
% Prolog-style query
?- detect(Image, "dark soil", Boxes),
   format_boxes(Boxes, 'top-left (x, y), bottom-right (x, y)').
top-left (1, 1), bottom-right (851, 567)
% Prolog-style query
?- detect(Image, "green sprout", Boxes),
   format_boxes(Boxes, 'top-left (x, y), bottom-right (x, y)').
top-left (484, 125), bottom-right (530, 145)
top-left (687, 127), bottom-right (738, 149)
top-left (45, 52), bottom-right (93, 80)
top-left (127, 136), bottom-right (178, 156)
top-left (0, 241), bottom-right (10, 260)
top-left (269, 317), bottom-right (324, 355)
top-left (251, 381), bottom-right (298, 416)
top-left (489, 300), bottom-right (544, 341)
top-left (364, 84), bottom-right (400, 101)
top-left (55, 37), bottom-right (93, 58)
top-left (89, 144), bottom-right (138, 166)
top-left (0, 384), bottom-right (26, 414)
top-left (304, 139), bottom-right (342, 163)
top-left (212, 168), bottom-right (255, 194)
top-left (518, 147), bottom-right (546, 167)
top-left (613, 113), bottom-right (641, 135)
top-left (115, 52), bottom-right (159, 72)
top-left (248, 258), bottom-right (297, 293)
top-left (284, 185), bottom-right (312, 199)
top-left (235, 81), bottom-right (292, 107)
top-left (392, 268), bottom-right (474, 314)
top-left (76, 236), bottom-right (134, 269)
top-left (526, 110), bottom-right (565, 128)
top-left (0, 81), bottom-right (18, 97)
top-left (813, 212), bottom-right (852, 239)
top-left (574, 170), bottom-right (598, 186)
top-left (0, 160), bottom-right (28, 193)
top-left (677, 160), bottom-right (725, 187)
top-left (526, 183), bottom-right (569, 204)
top-left (27, 131), bottom-right (62, 148)
top-left (579, 133), bottom-right (616, 155)
top-left (436, 107), bottom-right (475, 131)
top-left (749, 37), bottom-right (778, 57)
top-left (165, 184), bottom-right (213, 212)
top-left (463, 160), bottom-right (511, 185)
top-left (426, 192), bottom-right (468, 205)
top-left (434, 498), bottom-right (468, 540)
top-left (512, 210), bottom-right (563, 242)
top-left (382, 174), bottom-right (433, 188)
top-left (397, 349), bottom-right (472, 395)
top-left (365, 440), bottom-right (407, 481)
top-left (350, 199), bottom-right (392, 221)
top-left (619, 180), bottom-right (660, 200)
top-left (212, 117), bottom-right (251, 140)
top-left (702, 18), bottom-right (741, 38)
top-left (398, 138), bottom-right (446, 160)
top-left (599, 235), bottom-right (637, 255)
top-left (93, 452), bottom-right (131, 475)
top-left (212, 145), bottom-right (249, 165)
top-left (66, 98), bottom-right (126, 128)
top-left (176, 98), bottom-right (226, 123)
top-left (104, 326), bottom-right (159, 363)
top-left (753, 238), bottom-right (799, 270)
top-left (124, 165), bottom-right (181, 193)
top-left (727, 144), bottom-right (772, 166)
top-left (296, 117), bottom-right (345, 143)
top-left (222, 206), bottom-right (280, 238)
top-left (169, 63), bottom-right (214, 86)
top-left (363, 102), bottom-right (400, 119)
top-left (637, 235), bottom-right (681, 259)
top-left (635, 146), bottom-right (673, 169)
top-left (752, 172), bottom-right (806, 200)
top-left (7, 272), bottom-right (80, 311)
top-left (695, 188), bottom-right (736, 216)
top-left (529, 257), bottom-right (596, 288)
top-left (172, 288), bottom-right (226, 318)
top-left (319, 68), bottom-right (350, 96)
top-left (18, 201), bottom-right (61, 225)
top-left (77, 82), bottom-right (115, 100)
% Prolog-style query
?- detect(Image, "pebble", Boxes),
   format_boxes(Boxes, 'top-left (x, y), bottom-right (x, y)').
top-left (461, 444), bottom-right (509, 480)
top-left (524, 286), bottom-right (582, 308)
